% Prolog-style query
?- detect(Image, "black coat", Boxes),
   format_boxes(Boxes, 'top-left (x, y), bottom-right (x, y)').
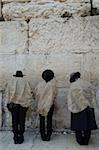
top-left (71, 107), bottom-right (97, 131)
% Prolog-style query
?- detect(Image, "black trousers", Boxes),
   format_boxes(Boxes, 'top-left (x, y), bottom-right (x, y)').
top-left (39, 105), bottom-right (54, 140)
top-left (7, 103), bottom-right (28, 137)
top-left (75, 130), bottom-right (91, 145)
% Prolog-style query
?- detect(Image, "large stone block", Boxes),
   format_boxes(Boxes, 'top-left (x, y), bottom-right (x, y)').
top-left (82, 53), bottom-right (99, 85)
top-left (2, 0), bottom-right (31, 2)
top-left (81, 53), bottom-right (96, 84)
top-left (2, 0), bottom-right (90, 21)
top-left (29, 17), bottom-right (91, 54)
top-left (93, 54), bottom-right (99, 84)
top-left (93, 0), bottom-right (99, 8)
top-left (0, 54), bottom-right (28, 90)
top-left (0, 53), bottom-right (83, 90)
top-left (0, 91), bottom-right (2, 128)
top-left (65, 0), bottom-right (90, 2)
top-left (0, 21), bottom-right (28, 54)
top-left (0, 0), bottom-right (1, 18)
top-left (29, 16), bottom-right (99, 54)
top-left (91, 16), bottom-right (99, 52)
top-left (53, 88), bottom-right (70, 129)
top-left (95, 107), bottom-right (99, 128)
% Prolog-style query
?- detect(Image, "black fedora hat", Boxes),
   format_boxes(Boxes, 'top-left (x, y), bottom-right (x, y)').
top-left (13, 70), bottom-right (25, 77)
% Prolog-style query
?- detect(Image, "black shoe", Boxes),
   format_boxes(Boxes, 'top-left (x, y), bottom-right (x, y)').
top-left (18, 135), bottom-right (24, 144)
top-left (14, 140), bottom-right (19, 144)
top-left (77, 140), bottom-right (84, 145)
top-left (41, 136), bottom-right (50, 141)
top-left (46, 136), bottom-right (50, 141)
top-left (82, 137), bottom-right (89, 145)
top-left (13, 136), bottom-right (18, 144)
top-left (41, 137), bottom-right (47, 141)
top-left (83, 140), bottom-right (89, 145)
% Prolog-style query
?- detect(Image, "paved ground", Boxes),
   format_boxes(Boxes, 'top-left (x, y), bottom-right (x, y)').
top-left (0, 130), bottom-right (99, 150)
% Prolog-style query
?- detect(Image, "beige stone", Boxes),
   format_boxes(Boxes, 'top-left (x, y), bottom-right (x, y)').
top-left (29, 16), bottom-right (99, 54)
top-left (91, 16), bottom-right (99, 52)
top-left (95, 107), bottom-right (99, 128)
top-left (0, 0), bottom-right (1, 18)
top-left (81, 53), bottom-right (96, 84)
top-left (82, 53), bottom-right (99, 86)
top-left (93, 0), bottom-right (99, 8)
top-left (0, 21), bottom-right (28, 54)
top-left (29, 17), bottom-right (91, 54)
top-left (0, 92), bottom-right (2, 128)
top-left (0, 53), bottom-right (83, 90)
top-left (2, 0), bottom-right (90, 21)
top-left (2, 0), bottom-right (31, 2)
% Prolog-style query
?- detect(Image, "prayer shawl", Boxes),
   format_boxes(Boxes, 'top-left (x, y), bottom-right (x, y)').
top-left (34, 78), bottom-right (57, 116)
top-left (6, 77), bottom-right (33, 108)
top-left (68, 79), bottom-right (96, 113)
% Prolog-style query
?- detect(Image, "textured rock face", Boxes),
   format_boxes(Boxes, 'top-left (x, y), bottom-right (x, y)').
top-left (2, 0), bottom-right (31, 2)
top-left (29, 17), bottom-right (98, 54)
top-left (93, 0), bottom-right (99, 15)
top-left (2, 0), bottom-right (91, 21)
top-left (0, 92), bottom-right (2, 128)
top-left (0, 21), bottom-right (28, 55)
top-left (0, 0), bottom-right (99, 130)
top-left (0, 1), bottom-right (1, 18)
top-left (93, 0), bottom-right (99, 7)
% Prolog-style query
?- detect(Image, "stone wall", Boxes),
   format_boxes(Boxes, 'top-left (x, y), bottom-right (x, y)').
top-left (0, 0), bottom-right (99, 130)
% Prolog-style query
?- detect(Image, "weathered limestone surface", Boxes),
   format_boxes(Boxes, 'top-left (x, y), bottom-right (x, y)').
top-left (0, 53), bottom-right (83, 90)
top-left (0, 21), bottom-right (28, 55)
top-left (0, 0), bottom-right (1, 18)
top-left (93, 0), bottom-right (99, 8)
top-left (2, 0), bottom-right (90, 21)
top-left (29, 16), bottom-right (99, 54)
top-left (29, 17), bottom-right (91, 53)
top-left (0, 92), bottom-right (2, 128)
top-left (2, 0), bottom-right (31, 2)
top-left (0, 2), bottom-right (99, 130)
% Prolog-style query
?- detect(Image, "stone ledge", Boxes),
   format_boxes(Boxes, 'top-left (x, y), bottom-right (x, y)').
top-left (2, 0), bottom-right (91, 21)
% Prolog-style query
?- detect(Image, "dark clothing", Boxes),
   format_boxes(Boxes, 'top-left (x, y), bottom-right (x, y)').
top-left (7, 103), bottom-right (28, 143)
top-left (71, 106), bottom-right (97, 145)
top-left (39, 105), bottom-right (54, 140)
top-left (75, 130), bottom-right (91, 145)
top-left (71, 107), bottom-right (97, 131)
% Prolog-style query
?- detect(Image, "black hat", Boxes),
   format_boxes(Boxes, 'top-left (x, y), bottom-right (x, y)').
top-left (13, 70), bottom-right (25, 77)
top-left (42, 69), bottom-right (54, 82)
top-left (70, 72), bottom-right (80, 83)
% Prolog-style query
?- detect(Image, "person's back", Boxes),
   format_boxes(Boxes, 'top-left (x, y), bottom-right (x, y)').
top-left (7, 77), bottom-right (32, 107)
top-left (34, 69), bottom-right (57, 141)
top-left (35, 78), bottom-right (57, 116)
top-left (68, 72), bottom-right (97, 145)
top-left (6, 70), bottom-right (33, 144)
top-left (68, 78), bottom-right (96, 113)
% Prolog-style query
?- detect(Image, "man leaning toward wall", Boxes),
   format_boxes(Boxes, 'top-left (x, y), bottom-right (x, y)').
top-left (34, 69), bottom-right (58, 141)
top-left (68, 72), bottom-right (97, 145)
top-left (5, 70), bottom-right (33, 144)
